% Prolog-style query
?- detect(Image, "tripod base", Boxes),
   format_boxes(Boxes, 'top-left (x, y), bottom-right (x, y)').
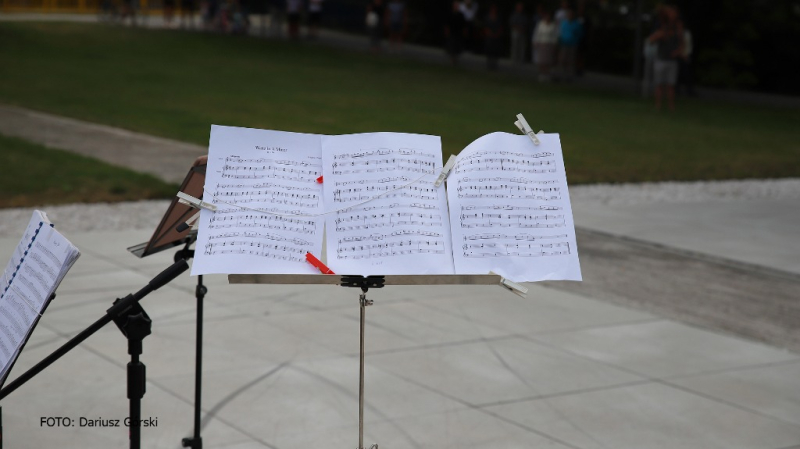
top-left (182, 437), bottom-right (202, 449)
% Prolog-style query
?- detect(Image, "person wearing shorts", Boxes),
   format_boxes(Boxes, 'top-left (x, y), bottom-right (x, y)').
top-left (648, 6), bottom-right (683, 111)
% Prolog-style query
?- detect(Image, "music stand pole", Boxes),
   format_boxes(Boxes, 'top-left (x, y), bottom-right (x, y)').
top-left (175, 242), bottom-right (205, 449)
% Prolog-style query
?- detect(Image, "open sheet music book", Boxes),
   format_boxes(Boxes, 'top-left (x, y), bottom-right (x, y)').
top-left (192, 125), bottom-right (581, 282)
top-left (0, 211), bottom-right (80, 387)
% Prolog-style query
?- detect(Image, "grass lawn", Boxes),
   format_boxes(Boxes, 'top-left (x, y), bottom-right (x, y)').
top-left (0, 133), bottom-right (178, 207)
top-left (1, 21), bottom-right (799, 185)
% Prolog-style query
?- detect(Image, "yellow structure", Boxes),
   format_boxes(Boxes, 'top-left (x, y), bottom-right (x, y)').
top-left (0, 0), bottom-right (160, 14)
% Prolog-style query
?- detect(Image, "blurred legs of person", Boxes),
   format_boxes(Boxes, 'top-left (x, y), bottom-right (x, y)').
top-left (557, 45), bottom-right (577, 81)
top-left (164, 0), bottom-right (176, 27)
top-left (269, 5), bottom-right (284, 37)
top-left (653, 59), bottom-right (678, 111)
top-left (536, 43), bottom-right (555, 82)
top-left (179, 0), bottom-right (195, 29)
top-left (510, 30), bottom-right (526, 64)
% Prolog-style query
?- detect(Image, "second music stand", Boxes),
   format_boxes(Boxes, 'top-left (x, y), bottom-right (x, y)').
top-left (127, 163), bottom-right (207, 449)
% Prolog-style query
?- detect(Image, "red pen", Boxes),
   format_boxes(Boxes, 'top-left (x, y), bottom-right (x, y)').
top-left (306, 252), bottom-right (335, 274)
top-left (316, 176), bottom-right (324, 183)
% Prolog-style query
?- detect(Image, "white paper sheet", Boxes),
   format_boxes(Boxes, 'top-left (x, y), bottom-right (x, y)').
top-left (0, 211), bottom-right (80, 383)
top-left (447, 132), bottom-right (582, 282)
top-left (322, 133), bottom-right (455, 275)
top-left (192, 126), bottom-right (325, 275)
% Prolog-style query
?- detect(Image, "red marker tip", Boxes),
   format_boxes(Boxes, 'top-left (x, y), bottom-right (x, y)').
top-left (306, 252), bottom-right (335, 274)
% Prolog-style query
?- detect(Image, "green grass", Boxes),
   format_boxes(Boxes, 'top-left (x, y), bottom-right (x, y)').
top-left (0, 133), bottom-right (179, 207)
top-left (1, 21), bottom-right (799, 185)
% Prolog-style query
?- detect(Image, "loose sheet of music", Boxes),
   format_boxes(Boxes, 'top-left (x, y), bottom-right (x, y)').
top-left (446, 132), bottom-right (581, 281)
top-left (193, 125), bottom-right (581, 282)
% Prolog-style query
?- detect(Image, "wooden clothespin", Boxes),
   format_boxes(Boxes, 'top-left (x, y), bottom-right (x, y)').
top-left (514, 113), bottom-right (542, 146)
top-left (490, 271), bottom-right (529, 298)
top-left (176, 192), bottom-right (217, 212)
top-left (434, 155), bottom-right (457, 187)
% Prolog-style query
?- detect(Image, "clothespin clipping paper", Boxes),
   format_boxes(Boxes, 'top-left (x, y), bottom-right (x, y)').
top-left (176, 192), bottom-right (217, 212)
top-left (490, 271), bottom-right (529, 298)
top-left (434, 155), bottom-right (457, 187)
top-left (514, 113), bottom-right (541, 146)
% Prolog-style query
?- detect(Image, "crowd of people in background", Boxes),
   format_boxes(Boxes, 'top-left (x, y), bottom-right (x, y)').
top-left (442, 0), bottom-right (589, 78)
top-left (100, 0), bottom-right (694, 108)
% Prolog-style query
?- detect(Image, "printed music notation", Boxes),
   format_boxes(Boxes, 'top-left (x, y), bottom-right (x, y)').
top-left (192, 129), bottom-right (327, 276)
top-left (462, 241), bottom-right (571, 258)
top-left (453, 153), bottom-right (558, 175)
top-left (334, 210), bottom-right (444, 232)
top-left (337, 239), bottom-right (445, 260)
top-left (333, 184), bottom-right (439, 203)
top-left (323, 134), bottom-right (454, 273)
top-left (333, 148), bottom-right (429, 160)
top-left (460, 212), bottom-right (566, 229)
top-left (207, 212), bottom-right (317, 235)
top-left (194, 127), bottom-right (580, 281)
top-left (335, 176), bottom-right (410, 187)
top-left (456, 185), bottom-right (562, 200)
top-left (447, 131), bottom-right (581, 281)
top-left (458, 149), bottom-right (554, 161)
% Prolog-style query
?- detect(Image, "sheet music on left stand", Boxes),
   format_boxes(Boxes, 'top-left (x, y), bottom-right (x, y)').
top-left (0, 211), bottom-right (80, 387)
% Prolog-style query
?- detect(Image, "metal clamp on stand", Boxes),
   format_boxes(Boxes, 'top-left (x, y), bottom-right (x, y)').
top-left (340, 276), bottom-right (384, 449)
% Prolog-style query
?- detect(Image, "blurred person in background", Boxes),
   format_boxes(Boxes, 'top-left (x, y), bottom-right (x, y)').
top-left (648, 5), bottom-right (684, 110)
top-left (120, 0), bottom-right (137, 26)
top-left (554, 0), bottom-right (568, 25)
top-left (484, 3), bottom-right (502, 70)
top-left (386, 0), bottom-right (408, 51)
top-left (532, 9), bottom-right (557, 81)
top-left (509, 1), bottom-right (529, 65)
top-left (641, 5), bottom-right (664, 97)
top-left (286, 0), bottom-right (302, 39)
top-left (529, 3), bottom-right (543, 65)
top-left (445, 1), bottom-right (467, 65)
top-left (308, 0), bottom-right (323, 39)
top-left (575, 0), bottom-right (590, 76)
top-left (460, 0), bottom-right (479, 52)
top-left (179, 0), bottom-right (196, 28)
top-left (675, 6), bottom-right (696, 96)
top-left (163, 0), bottom-right (176, 27)
top-left (557, 8), bottom-right (583, 81)
top-left (366, 0), bottom-right (384, 51)
top-left (268, 0), bottom-right (285, 37)
top-left (201, 0), bottom-right (218, 30)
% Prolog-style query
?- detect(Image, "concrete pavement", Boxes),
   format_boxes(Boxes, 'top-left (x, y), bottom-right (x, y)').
top-left (0, 106), bottom-right (798, 447)
top-left (1, 227), bottom-right (799, 449)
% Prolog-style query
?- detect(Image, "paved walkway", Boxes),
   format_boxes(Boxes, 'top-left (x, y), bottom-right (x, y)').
top-left (0, 104), bottom-right (204, 184)
top-left (2, 227), bottom-right (800, 449)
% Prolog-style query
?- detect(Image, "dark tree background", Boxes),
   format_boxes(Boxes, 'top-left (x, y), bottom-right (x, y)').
top-left (244, 0), bottom-right (800, 95)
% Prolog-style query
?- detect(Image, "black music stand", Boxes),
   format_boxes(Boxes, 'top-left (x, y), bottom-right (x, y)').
top-left (127, 163), bottom-right (207, 449)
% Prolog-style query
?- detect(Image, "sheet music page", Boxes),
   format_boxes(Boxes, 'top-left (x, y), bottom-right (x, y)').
top-left (321, 133), bottom-right (455, 275)
top-left (0, 212), bottom-right (80, 382)
top-left (0, 211), bottom-right (49, 293)
top-left (447, 132), bottom-right (582, 282)
top-left (192, 126), bottom-right (325, 275)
